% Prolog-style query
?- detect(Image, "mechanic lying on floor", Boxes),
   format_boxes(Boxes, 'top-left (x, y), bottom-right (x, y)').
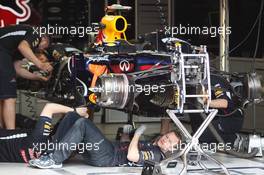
top-left (0, 103), bottom-right (88, 163)
top-left (29, 117), bottom-right (181, 168)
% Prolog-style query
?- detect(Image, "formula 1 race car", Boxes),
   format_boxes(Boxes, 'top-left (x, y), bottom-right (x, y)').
top-left (17, 4), bottom-right (263, 118)
top-left (16, 39), bottom-right (263, 119)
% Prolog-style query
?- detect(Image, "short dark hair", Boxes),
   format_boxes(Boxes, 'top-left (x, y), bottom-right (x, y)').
top-left (153, 130), bottom-right (182, 146)
top-left (162, 130), bottom-right (183, 157)
top-left (166, 130), bottom-right (182, 141)
top-left (40, 34), bottom-right (51, 44)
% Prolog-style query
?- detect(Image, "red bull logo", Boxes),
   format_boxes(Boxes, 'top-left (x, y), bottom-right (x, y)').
top-left (0, 0), bottom-right (31, 27)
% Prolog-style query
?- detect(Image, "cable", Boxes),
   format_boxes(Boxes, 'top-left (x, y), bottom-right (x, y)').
top-left (211, 0), bottom-right (264, 62)
top-left (25, 93), bottom-right (37, 119)
top-left (155, 0), bottom-right (167, 28)
top-left (252, 0), bottom-right (264, 65)
top-left (228, 0), bottom-right (262, 55)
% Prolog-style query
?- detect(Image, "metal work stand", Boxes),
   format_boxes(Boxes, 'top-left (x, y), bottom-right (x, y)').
top-left (160, 109), bottom-right (230, 175)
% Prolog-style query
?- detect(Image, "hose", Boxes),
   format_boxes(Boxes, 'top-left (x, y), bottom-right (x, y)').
top-left (215, 108), bottom-right (244, 117)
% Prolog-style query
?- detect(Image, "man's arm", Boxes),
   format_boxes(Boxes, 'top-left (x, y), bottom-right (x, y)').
top-left (127, 125), bottom-right (146, 162)
top-left (209, 83), bottom-right (229, 109)
top-left (209, 99), bottom-right (228, 108)
top-left (18, 41), bottom-right (52, 72)
top-left (18, 41), bottom-right (43, 68)
top-left (14, 60), bottom-right (49, 81)
top-left (127, 134), bottom-right (141, 162)
top-left (201, 85), bottom-right (229, 109)
top-left (40, 103), bottom-right (89, 118)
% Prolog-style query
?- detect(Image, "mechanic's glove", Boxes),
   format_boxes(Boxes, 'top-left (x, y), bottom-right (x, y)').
top-left (123, 124), bottom-right (133, 134)
top-left (135, 125), bottom-right (147, 136)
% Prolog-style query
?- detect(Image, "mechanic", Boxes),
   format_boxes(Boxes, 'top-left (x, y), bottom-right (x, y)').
top-left (159, 74), bottom-right (244, 149)
top-left (29, 119), bottom-right (181, 168)
top-left (189, 74), bottom-right (244, 147)
top-left (0, 103), bottom-right (88, 163)
top-left (0, 51), bottom-right (52, 128)
top-left (0, 25), bottom-right (53, 129)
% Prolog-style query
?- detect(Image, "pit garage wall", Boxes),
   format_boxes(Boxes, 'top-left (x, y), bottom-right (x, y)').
top-left (16, 57), bottom-right (264, 132)
top-left (229, 57), bottom-right (264, 133)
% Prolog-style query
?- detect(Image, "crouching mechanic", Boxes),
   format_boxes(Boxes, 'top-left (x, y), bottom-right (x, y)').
top-left (29, 119), bottom-right (181, 168)
top-left (190, 74), bottom-right (244, 147)
top-left (0, 25), bottom-right (53, 129)
top-left (0, 103), bottom-right (88, 163)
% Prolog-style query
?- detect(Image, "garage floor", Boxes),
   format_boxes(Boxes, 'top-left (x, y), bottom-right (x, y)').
top-left (0, 152), bottom-right (264, 175)
top-left (1, 123), bottom-right (263, 175)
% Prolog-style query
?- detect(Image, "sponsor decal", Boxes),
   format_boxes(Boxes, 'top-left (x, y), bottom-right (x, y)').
top-left (119, 59), bottom-right (130, 72)
top-left (0, 0), bottom-right (31, 27)
top-left (89, 93), bottom-right (97, 104)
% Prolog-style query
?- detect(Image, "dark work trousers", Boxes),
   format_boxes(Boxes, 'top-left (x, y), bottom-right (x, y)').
top-left (190, 110), bottom-right (244, 145)
top-left (52, 117), bottom-right (115, 167)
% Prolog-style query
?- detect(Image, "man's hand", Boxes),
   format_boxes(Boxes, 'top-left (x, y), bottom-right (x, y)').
top-left (35, 72), bottom-right (51, 81)
top-left (38, 76), bottom-right (49, 82)
top-left (14, 60), bottom-right (51, 81)
top-left (135, 125), bottom-right (147, 136)
top-left (37, 62), bottom-right (53, 72)
top-left (197, 97), bottom-right (208, 106)
top-left (75, 107), bottom-right (89, 118)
